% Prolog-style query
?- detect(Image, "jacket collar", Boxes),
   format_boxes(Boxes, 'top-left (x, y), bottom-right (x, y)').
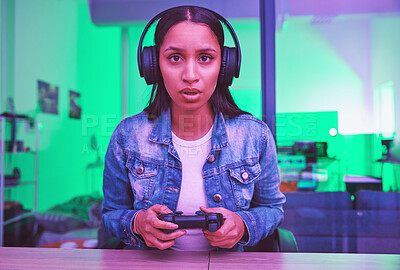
top-left (149, 107), bottom-right (172, 145)
top-left (149, 108), bottom-right (228, 151)
top-left (210, 112), bottom-right (229, 151)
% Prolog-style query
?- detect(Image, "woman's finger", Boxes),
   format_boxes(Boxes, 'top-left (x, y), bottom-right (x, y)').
top-left (200, 206), bottom-right (226, 215)
top-left (146, 235), bottom-right (176, 250)
top-left (157, 230), bottom-right (187, 241)
top-left (147, 204), bottom-right (173, 215)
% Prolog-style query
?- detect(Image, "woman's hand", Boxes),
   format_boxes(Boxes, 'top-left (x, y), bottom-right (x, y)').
top-left (134, 204), bottom-right (186, 250)
top-left (200, 206), bottom-right (247, 249)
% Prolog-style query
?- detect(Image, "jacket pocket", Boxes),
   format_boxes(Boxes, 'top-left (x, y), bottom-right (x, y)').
top-left (125, 155), bottom-right (158, 202)
top-left (228, 162), bottom-right (261, 184)
top-left (228, 161), bottom-right (261, 209)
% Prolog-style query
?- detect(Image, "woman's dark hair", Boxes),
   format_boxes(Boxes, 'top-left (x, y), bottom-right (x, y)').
top-left (144, 6), bottom-right (250, 119)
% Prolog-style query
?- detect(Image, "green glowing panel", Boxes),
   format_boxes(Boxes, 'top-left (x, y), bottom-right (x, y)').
top-left (276, 111), bottom-right (339, 143)
top-left (128, 24), bottom-right (153, 115)
top-left (229, 19), bottom-right (261, 118)
top-left (374, 81), bottom-right (395, 139)
top-left (230, 89), bottom-right (262, 119)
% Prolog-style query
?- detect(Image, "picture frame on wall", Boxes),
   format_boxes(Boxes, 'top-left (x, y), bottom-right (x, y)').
top-left (37, 80), bottom-right (59, 115)
top-left (69, 90), bottom-right (81, 119)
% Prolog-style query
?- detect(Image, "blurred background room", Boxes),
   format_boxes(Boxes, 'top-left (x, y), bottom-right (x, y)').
top-left (0, 0), bottom-right (399, 253)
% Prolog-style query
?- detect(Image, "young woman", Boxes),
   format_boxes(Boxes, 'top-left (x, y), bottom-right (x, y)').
top-left (102, 6), bottom-right (285, 252)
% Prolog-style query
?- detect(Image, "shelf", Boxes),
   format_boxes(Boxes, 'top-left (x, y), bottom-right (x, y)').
top-left (1, 115), bottom-right (38, 246)
top-left (3, 151), bottom-right (36, 155)
top-left (3, 181), bottom-right (36, 190)
top-left (0, 115), bottom-right (34, 124)
top-left (3, 211), bottom-right (35, 226)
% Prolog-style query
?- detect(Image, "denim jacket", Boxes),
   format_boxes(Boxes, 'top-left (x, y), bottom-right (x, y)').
top-left (102, 108), bottom-right (285, 250)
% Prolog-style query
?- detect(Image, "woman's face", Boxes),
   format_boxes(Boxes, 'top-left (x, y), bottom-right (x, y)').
top-left (159, 21), bottom-right (221, 116)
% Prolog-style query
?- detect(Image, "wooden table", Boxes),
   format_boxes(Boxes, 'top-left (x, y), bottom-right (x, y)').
top-left (0, 247), bottom-right (399, 270)
top-left (209, 252), bottom-right (400, 270)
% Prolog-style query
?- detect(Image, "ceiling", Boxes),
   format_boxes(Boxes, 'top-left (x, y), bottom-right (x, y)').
top-left (88, 0), bottom-right (400, 26)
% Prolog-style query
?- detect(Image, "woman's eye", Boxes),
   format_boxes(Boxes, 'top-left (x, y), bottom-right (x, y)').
top-left (199, 55), bottom-right (213, 63)
top-left (168, 55), bottom-right (182, 63)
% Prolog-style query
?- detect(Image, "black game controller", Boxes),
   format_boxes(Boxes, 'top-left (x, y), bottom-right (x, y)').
top-left (158, 211), bottom-right (224, 233)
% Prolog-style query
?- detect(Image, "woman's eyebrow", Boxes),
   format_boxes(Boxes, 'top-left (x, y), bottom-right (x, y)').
top-left (164, 46), bottom-right (183, 53)
top-left (163, 46), bottom-right (217, 53)
top-left (196, 48), bottom-right (217, 53)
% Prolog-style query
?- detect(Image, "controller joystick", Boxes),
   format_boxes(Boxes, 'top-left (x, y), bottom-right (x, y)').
top-left (158, 211), bottom-right (224, 233)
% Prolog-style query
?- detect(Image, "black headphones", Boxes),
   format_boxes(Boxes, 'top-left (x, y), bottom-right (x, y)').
top-left (137, 6), bottom-right (241, 86)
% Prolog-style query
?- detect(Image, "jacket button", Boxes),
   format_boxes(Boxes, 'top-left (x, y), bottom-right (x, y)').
top-left (136, 165), bottom-right (144, 175)
top-left (241, 171), bottom-right (249, 181)
top-left (208, 154), bottom-right (216, 163)
top-left (213, 194), bottom-right (222, 203)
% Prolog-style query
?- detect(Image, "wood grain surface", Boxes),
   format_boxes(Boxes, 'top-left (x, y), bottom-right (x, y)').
top-left (0, 248), bottom-right (209, 270)
top-left (0, 247), bottom-right (399, 270)
top-left (209, 252), bottom-right (400, 270)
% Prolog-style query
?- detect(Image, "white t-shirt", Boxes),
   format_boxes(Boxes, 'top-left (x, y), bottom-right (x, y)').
top-left (170, 126), bottom-right (214, 251)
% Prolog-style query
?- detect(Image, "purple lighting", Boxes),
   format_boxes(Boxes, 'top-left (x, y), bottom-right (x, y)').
top-left (287, 0), bottom-right (400, 17)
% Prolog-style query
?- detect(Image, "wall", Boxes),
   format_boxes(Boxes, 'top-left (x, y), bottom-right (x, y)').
top-left (8, 0), bottom-right (121, 211)
top-left (0, 1), bottom-right (2, 110)
top-left (76, 0), bottom-right (122, 198)
top-left (1, 0), bottom-right (16, 111)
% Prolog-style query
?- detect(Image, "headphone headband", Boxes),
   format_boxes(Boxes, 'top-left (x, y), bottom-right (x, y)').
top-left (137, 6), bottom-right (241, 84)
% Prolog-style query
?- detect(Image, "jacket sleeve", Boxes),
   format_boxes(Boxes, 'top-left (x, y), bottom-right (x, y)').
top-left (236, 126), bottom-right (285, 247)
top-left (101, 121), bottom-right (143, 247)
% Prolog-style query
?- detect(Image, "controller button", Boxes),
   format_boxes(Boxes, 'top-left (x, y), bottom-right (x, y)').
top-left (195, 210), bottom-right (205, 216)
top-left (207, 154), bottom-right (216, 163)
top-left (136, 165), bottom-right (144, 175)
top-left (241, 171), bottom-right (249, 180)
top-left (175, 211), bottom-right (183, 216)
top-left (213, 194), bottom-right (222, 202)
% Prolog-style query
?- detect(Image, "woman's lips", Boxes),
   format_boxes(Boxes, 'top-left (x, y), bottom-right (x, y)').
top-left (180, 89), bottom-right (201, 102)
top-left (181, 88), bottom-right (200, 94)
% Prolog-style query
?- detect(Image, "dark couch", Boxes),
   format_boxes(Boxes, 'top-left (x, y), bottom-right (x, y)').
top-left (280, 191), bottom-right (400, 254)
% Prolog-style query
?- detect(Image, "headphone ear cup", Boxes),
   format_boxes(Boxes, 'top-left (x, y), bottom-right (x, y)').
top-left (142, 46), bottom-right (159, 85)
top-left (218, 46), bottom-right (237, 86)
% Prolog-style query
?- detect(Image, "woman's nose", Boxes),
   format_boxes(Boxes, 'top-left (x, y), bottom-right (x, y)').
top-left (182, 60), bottom-right (199, 84)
